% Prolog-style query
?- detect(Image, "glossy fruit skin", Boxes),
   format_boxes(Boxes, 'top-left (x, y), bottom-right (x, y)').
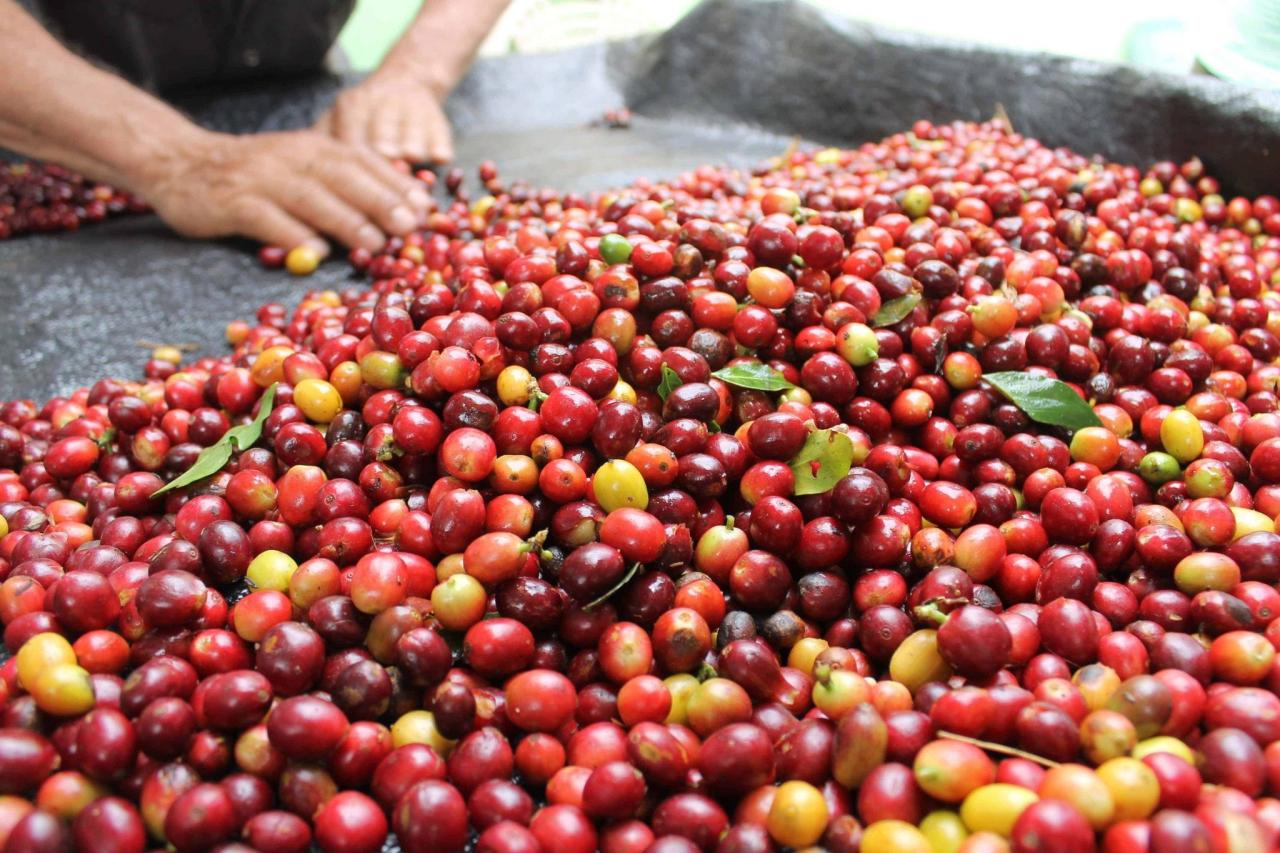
top-left (75, 708), bottom-right (136, 782)
top-left (394, 780), bottom-right (469, 853)
top-left (0, 730), bottom-right (59, 795)
top-left (163, 782), bottom-right (238, 851)
top-left (313, 790), bottom-right (388, 853)
top-left (266, 695), bottom-right (350, 761)
top-left (244, 811), bottom-right (313, 853)
top-left (11, 121), bottom-right (1280, 853)
top-left (698, 723), bottom-right (776, 798)
top-left (937, 605), bottom-right (1012, 678)
top-left (913, 740), bottom-right (995, 803)
top-left (506, 669), bottom-right (577, 732)
top-left (72, 797), bottom-right (147, 853)
top-left (1010, 798), bottom-right (1096, 852)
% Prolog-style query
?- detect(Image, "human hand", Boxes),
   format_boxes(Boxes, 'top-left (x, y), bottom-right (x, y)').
top-left (136, 129), bottom-right (430, 256)
top-left (318, 65), bottom-right (454, 165)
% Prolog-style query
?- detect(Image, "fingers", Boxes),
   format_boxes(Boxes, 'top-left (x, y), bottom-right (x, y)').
top-left (230, 196), bottom-right (327, 256)
top-left (323, 158), bottom-right (419, 237)
top-left (329, 96), bottom-right (368, 148)
top-left (398, 105), bottom-right (431, 166)
top-left (273, 180), bottom-right (385, 253)
top-left (402, 99), bottom-right (452, 165)
top-left (352, 147), bottom-right (432, 216)
top-left (325, 83), bottom-right (454, 168)
top-left (424, 99), bottom-right (454, 165)
top-left (370, 104), bottom-right (402, 160)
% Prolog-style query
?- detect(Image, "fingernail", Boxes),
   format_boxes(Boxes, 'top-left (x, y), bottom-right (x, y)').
top-left (303, 238), bottom-right (331, 258)
top-left (356, 224), bottom-right (385, 252)
top-left (389, 205), bottom-right (417, 233)
top-left (408, 187), bottom-right (430, 210)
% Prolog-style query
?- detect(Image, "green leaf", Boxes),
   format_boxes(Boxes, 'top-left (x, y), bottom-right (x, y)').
top-left (657, 364), bottom-right (682, 402)
top-left (224, 383), bottom-right (278, 451)
top-left (789, 428), bottom-right (855, 496)
top-left (711, 362), bottom-right (796, 393)
top-left (153, 383), bottom-right (278, 497)
top-left (984, 372), bottom-right (1102, 432)
top-left (585, 562), bottom-right (642, 611)
top-left (872, 293), bottom-right (922, 327)
top-left (150, 443), bottom-right (234, 499)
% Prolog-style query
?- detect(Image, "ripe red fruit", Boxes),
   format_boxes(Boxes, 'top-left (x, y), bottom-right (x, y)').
top-left (505, 669), bottom-right (577, 732)
top-left (1011, 798), bottom-right (1096, 852)
top-left (394, 780), bottom-right (469, 853)
top-left (599, 508), bottom-right (666, 563)
top-left (313, 791), bottom-right (388, 853)
top-left (937, 605), bottom-right (1012, 678)
top-left (266, 695), bottom-right (350, 761)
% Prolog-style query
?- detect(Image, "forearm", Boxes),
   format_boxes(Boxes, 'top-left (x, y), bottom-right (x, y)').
top-left (0, 0), bottom-right (209, 192)
top-left (380, 0), bottom-right (511, 96)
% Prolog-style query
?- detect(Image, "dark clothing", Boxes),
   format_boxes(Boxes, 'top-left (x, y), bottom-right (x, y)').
top-left (30, 0), bottom-right (355, 92)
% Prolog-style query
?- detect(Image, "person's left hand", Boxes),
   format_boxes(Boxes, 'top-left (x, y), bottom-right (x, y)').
top-left (318, 65), bottom-right (453, 165)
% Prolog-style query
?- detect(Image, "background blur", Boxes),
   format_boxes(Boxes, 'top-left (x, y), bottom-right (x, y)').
top-left (337, 0), bottom-right (1280, 87)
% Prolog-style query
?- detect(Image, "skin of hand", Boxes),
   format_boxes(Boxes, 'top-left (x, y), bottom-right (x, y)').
top-left (135, 129), bottom-right (431, 256)
top-left (317, 0), bottom-right (511, 165)
top-left (0, 0), bottom-right (430, 257)
top-left (319, 66), bottom-right (453, 165)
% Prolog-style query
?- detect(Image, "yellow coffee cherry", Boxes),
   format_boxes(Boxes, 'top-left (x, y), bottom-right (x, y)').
top-left (250, 345), bottom-right (294, 387)
top-left (246, 549), bottom-right (298, 591)
top-left (30, 664), bottom-right (95, 716)
top-left (293, 378), bottom-right (343, 423)
top-left (920, 810), bottom-right (969, 853)
top-left (592, 459), bottom-right (649, 512)
top-left (1096, 757), bottom-right (1160, 822)
top-left (889, 629), bottom-right (952, 693)
top-left (1231, 507), bottom-right (1275, 539)
top-left (285, 244), bottom-right (322, 275)
top-left (860, 819), bottom-right (931, 853)
top-left (391, 710), bottom-right (455, 755)
top-left (17, 632), bottom-right (78, 690)
top-left (430, 573), bottom-right (487, 631)
top-left (767, 781), bottom-right (829, 848)
top-left (1131, 736), bottom-right (1195, 764)
top-left (1160, 408), bottom-right (1204, 464)
top-left (960, 784), bottom-right (1038, 837)
top-left (606, 380), bottom-right (637, 404)
top-left (151, 345), bottom-right (183, 365)
top-left (788, 637), bottom-right (829, 676)
top-left (497, 365), bottom-right (536, 406)
top-left (663, 674), bottom-right (699, 725)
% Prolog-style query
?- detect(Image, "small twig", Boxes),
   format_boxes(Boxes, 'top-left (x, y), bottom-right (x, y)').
top-left (777, 135), bottom-right (801, 164)
top-left (137, 340), bottom-right (199, 352)
top-left (992, 103), bottom-right (1015, 134)
top-left (938, 731), bottom-right (1061, 768)
top-left (584, 561), bottom-right (642, 611)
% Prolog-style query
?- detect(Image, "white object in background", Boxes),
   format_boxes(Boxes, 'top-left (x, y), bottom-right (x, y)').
top-left (479, 0), bottom-right (694, 56)
top-left (1199, 0), bottom-right (1280, 88)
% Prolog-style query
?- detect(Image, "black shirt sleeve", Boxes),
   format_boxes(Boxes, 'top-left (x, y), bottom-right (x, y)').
top-left (30, 0), bottom-right (356, 93)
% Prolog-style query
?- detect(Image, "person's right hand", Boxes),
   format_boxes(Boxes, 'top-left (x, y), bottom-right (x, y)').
top-left (137, 129), bottom-right (430, 257)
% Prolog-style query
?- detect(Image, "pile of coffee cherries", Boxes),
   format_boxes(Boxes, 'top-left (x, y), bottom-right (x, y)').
top-left (3, 118), bottom-right (1280, 853)
top-left (0, 162), bottom-right (144, 239)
